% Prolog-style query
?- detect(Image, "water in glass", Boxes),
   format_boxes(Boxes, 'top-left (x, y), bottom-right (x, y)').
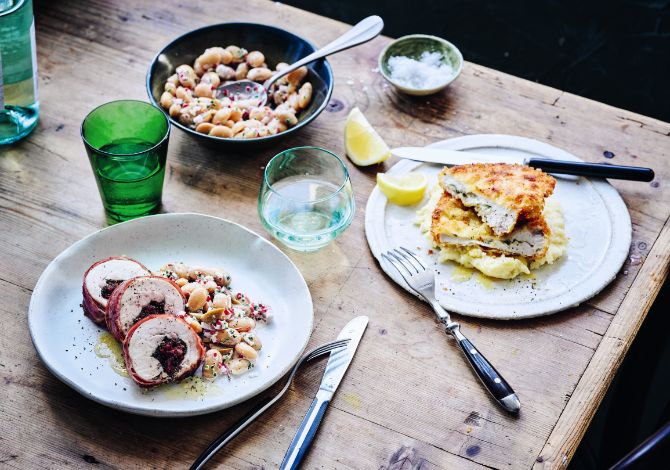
top-left (260, 176), bottom-right (353, 251)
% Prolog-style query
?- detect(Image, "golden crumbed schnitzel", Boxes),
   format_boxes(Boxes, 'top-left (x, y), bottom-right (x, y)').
top-left (439, 163), bottom-right (556, 236)
top-left (430, 190), bottom-right (550, 260)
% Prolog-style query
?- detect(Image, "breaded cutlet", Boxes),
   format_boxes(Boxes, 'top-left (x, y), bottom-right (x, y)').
top-left (439, 163), bottom-right (556, 236)
top-left (430, 190), bottom-right (550, 259)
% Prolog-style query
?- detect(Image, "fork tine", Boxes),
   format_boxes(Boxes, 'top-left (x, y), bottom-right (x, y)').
top-left (399, 247), bottom-right (426, 270)
top-left (383, 251), bottom-right (413, 276)
top-left (389, 249), bottom-right (419, 274)
top-left (306, 343), bottom-right (344, 361)
top-left (306, 339), bottom-right (350, 361)
top-left (382, 253), bottom-right (413, 288)
top-left (382, 253), bottom-right (406, 278)
top-left (381, 253), bottom-right (402, 275)
top-left (319, 339), bottom-right (349, 353)
top-left (306, 346), bottom-right (330, 361)
top-left (309, 341), bottom-right (343, 358)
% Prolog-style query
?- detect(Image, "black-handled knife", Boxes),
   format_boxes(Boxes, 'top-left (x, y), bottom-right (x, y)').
top-left (391, 147), bottom-right (655, 182)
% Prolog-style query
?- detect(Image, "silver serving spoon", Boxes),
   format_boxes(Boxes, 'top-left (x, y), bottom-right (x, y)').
top-left (215, 15), bottom-right (384, 106)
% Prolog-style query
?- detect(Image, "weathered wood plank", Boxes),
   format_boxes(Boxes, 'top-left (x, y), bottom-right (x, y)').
top-left (535, 218), bottom-right (670, 468)
top-left (0, 279), bottom-right (486, 470)
top-left (0, 0), bottom-right (667, 468)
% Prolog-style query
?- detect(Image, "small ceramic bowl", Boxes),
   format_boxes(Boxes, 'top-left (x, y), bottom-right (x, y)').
top-left (147, 22), bottom-right (334, 148)
top-left (378, 34), bottom-right (463, 96)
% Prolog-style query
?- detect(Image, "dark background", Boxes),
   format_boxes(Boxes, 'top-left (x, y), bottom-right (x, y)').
top-left (286, 0), bottom-right (670, 122)
top-left (283, 0), bottom-right (670, 468)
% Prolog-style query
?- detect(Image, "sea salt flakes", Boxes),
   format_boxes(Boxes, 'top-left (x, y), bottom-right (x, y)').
top-left (387, 51), bottom-right (454, 89)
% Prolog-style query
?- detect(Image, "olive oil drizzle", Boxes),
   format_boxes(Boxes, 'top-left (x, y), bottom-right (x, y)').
top-left (161, 376), bottom-right (224, 399)
top-left (94, 332), bottom-right (128, 377)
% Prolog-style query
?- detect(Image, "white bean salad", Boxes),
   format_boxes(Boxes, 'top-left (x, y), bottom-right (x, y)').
top-left (159, 45), bottom-right (313, 139)
top-left (159, 262), bottom-right (271, 380)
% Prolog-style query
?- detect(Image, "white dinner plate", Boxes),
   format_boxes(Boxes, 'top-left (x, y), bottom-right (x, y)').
top-left (365, 134), bottom-right (631, 319)
top-left (29, 213), bottom-right (313, 416)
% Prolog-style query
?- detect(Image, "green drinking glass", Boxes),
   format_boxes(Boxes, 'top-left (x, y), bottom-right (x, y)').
top-left (81, 100), bottom-right (170, 223)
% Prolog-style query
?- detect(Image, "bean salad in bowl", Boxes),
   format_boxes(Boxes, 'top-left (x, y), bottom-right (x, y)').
top-left (160, 45), bottom-right (313, 139)
top-left (146, 22), bottom-right (334, 147)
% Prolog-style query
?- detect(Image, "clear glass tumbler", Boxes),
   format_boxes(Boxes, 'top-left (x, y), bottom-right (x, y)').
top-left (258, 146), bottom-right (355, 252)
top-left (0, 0), bottom-right (39, 145)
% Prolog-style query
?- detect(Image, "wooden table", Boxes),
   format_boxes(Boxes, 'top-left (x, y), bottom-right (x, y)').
top-left (2, 1), bottom-right (668, 468)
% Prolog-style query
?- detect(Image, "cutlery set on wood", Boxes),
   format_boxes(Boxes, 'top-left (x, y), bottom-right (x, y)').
top-left (16, 1), bottom-right (666, 468)
top-left (191, 317), bottom-right (368, 470)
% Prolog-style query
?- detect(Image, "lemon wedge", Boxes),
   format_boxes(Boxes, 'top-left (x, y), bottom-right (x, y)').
top-left (377, 172), bottom-right (428, 205)
top-left (344, 107), bottom-right (390, 166)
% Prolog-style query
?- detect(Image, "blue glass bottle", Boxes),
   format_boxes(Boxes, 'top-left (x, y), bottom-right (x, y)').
top-left (0, 0), bottom-right (38, 145)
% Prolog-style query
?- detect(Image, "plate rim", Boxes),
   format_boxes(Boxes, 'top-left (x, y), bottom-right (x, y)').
top-left (28, 212), bottom-right (314, 417)
top-left (365, 134), bottom-right (632, 320)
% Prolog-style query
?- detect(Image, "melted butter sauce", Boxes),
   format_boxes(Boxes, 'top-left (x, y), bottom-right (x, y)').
top-left (475, 272), bottom-right (494, 289)
top-left (450, 267), bottom-right (495, 289)
top-left (161, 376), bottom-right (224, 399)
top-left (450, 266), bottom-right (474, 282)
top-left (94, 332), bottom-right (128, 377)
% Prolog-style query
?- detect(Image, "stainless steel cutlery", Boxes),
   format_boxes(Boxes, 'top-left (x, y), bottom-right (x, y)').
top-left (279, 316), bottom-right (368, 469)
top-left (392, 146), bottom-right (655, 181)
top-left (190, 316), bottom-right (368, 470)
top-left (189, 338), bottom-right (351, 470)
top-left (381, 247), bottom-right (521, 413)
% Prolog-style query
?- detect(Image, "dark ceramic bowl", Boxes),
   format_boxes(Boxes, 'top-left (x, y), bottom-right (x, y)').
top-left (146, 23), bottom-right (334, 148)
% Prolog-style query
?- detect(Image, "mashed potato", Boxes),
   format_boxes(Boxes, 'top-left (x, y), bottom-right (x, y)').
top-left (416, 186), bottom-right (567, 279)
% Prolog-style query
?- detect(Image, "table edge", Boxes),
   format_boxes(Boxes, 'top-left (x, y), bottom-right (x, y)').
top-left (249, 2), bottom-right (670, 131)
top-left (534, 215), bottom-right (670, 468)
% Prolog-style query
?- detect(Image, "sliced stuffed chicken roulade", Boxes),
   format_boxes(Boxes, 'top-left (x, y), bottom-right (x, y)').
top-left (123, 314), bottom-right (205, 387)
top-left (106, 276), bottom-right (186, 341)
top-left (82, 256), bottom-right (151, 325)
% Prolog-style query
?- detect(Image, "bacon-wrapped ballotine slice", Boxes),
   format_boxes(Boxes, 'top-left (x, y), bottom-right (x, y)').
top-left (106, 275), bottom-right (186, 341)
top-left (82, 257), bottom-right (151, 325)
top-left (123, 314), bottom-right (205, 387)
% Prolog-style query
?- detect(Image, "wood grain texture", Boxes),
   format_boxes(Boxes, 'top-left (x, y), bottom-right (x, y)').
top-left (0, 0), bottom-right (668, 468)
top-left (534, 218), bottom-right (670, 468)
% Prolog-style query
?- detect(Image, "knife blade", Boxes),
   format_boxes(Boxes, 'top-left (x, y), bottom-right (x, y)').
top-left (391, 146), bottom-right (655, 182)
top-left (393, 146), bottom-right (524, 166)
top-left (279, 316), bottom-right (369, 470)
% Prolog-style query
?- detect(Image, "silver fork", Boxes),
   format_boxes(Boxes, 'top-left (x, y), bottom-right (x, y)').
top-left (382, 247), bottom-right (520, 413)
top-left (190, 339), bottom-right (351, 470)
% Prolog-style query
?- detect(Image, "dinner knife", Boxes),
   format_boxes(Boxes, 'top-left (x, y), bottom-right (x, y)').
top-left (391, 147), bottom-right (655, 182)
top-left (279, 316), bottom-right (369, 470)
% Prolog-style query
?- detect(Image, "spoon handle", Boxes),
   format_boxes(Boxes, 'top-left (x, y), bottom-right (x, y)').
top-left (263, 15), bottom-right (384, 90)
